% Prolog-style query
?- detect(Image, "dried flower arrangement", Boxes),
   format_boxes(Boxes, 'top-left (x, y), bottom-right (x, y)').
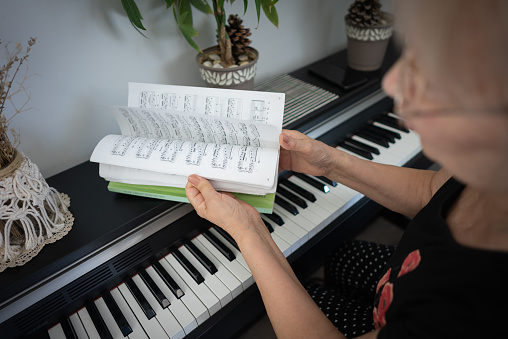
top-left (0, 37), bottom-right (74, 272)
top-left (0, 37), bottom-right (36, 168)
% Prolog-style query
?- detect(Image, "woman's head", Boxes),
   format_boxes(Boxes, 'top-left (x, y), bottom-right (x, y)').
top-left (382, 0), bottom-right (508, 192)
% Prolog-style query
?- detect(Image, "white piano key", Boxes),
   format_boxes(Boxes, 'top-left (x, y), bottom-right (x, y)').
top-left (272, 205), bottom-right (319, 240)
top-left (157, 257), bottom-right (210, 325)
top-left (271, 231), bottom-right (292, 256)
top-left (373, 121), bottom-right (421, 158)
top-left (77, 307), bottom-right (102, 339)
top-left (348, 137), bottom-right (403, 166)
top-left (47, 323), bottom-right (66, 339)
top-left (110, 287), bottom-right (149, 339)
top-left (117, 283), bottom-right (169, 338)
top-left (270, 207), bottom-right (310, 244)
top-left (287, 177), bottom-right (344, 214)
top-left (262, 216), bottom-right (302, 253)
top-left (190, 237), bottom-right (244, 298)
top-left (194, 235), bottom-right (254, 289)
top-left (164, 253), bottom-right (222, 317)
top-left (208, 228), bottom-right (251, 273)
top-left (145, 266), bottom-right (198, 335)
top-left (131, 274), bottom-right (185, 339)
top-left (94, 297), bottom-right (126, 339)
top-left (276, 193), bottom-right (326, 224)
top-left (179, 246), bottom-right (233, 307)
top-left (69, 312), bottom-right (89, 339)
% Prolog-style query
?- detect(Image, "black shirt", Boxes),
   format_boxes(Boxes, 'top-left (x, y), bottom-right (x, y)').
top-left (376, 177), bottom-right (508, 338)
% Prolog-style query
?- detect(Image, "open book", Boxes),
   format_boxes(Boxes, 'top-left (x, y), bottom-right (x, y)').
top-left (90, 83), bottom-right (285, 213)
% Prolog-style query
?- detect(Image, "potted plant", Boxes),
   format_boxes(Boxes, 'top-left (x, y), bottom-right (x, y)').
top-left (121, 0), bottom-right (279, 89)
top-left (0, 38), bottom-right (73, 272)
top-left (345, 0), bottom-right (394, 71)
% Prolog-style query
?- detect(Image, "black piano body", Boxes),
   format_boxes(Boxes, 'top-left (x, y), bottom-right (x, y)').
top-left (0, 42), bottom-right (432, 338)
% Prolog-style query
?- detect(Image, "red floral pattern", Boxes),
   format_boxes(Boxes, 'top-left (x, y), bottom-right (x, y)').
top-left (374, 282), bottom-right (393, 329)
top-left (376, 268), bottom-right (391, 293)
top-left (398, 249), bottom-right (422, 277)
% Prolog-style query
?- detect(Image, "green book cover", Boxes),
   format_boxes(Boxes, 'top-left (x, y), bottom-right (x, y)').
top-left (108, 181), bottom-right (275, 214)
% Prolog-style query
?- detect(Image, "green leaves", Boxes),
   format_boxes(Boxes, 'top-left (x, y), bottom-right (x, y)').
top-left (254, 0), bottom-right (278, 27)
top-left (121, 0), bottom-right (146, 30)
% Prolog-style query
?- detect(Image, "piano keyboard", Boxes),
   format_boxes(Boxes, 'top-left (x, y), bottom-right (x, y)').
top-left (43, 111), bottom-right (421, 339)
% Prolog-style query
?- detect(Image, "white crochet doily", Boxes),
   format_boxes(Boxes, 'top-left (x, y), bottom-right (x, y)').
top-left (0, 151), bottom-right (74, 272)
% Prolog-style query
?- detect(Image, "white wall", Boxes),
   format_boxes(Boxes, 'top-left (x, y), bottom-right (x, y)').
top-left (0, 0), bottom-right (390, 178)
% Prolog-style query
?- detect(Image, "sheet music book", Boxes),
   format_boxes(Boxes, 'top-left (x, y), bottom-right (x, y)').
top-left (90, 83), bottom-right (285, 213)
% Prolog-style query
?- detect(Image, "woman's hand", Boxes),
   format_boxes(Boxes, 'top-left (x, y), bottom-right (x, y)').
top-left (279, 129), bottom-right (335, 176)
top-left (185, 174), bottom-right (267, 244)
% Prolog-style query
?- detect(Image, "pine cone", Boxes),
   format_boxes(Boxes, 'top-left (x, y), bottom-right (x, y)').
top-left (225, 14), bottom-right (252, 56)
top-left (345, 0), bottom-right (383, 27)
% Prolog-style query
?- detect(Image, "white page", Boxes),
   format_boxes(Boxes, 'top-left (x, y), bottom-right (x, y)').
top-left (128, 82), bottom-right (284, 129)
top-left (111, 106), bottom-right (280, 149)
top-left (91, 135), bottom-right (278, 190)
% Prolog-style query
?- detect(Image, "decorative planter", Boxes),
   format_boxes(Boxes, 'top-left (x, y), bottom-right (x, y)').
top-left (345, 12), bottom-right (394, 71)
top-left (0, 151), bottom-right (73, 272)
top-left (196, 46), bottom-right (258, 90)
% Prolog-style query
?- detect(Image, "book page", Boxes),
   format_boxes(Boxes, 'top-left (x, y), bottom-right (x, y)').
top-left (111, 106), bottom-right (280, 149)
top-left (128, 82), bottom-right (285, 129)
top-left (90, 135), bottom-right (279, 190)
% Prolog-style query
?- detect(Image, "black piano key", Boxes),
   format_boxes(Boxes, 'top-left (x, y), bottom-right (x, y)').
top-left (356, 130), bottom-right (390, 148)
top-left (281, 180), bottom-right (317, 202)
top-left (139, 269), bottom-right (170, 308)
top-left (316, 176), bottom-right (338, 187)
top-left (59, 316), bottom-right (78, 339)
top-left (185, 240), bottom-right (218, 275)
top-left (262, 219), bottom-right (274, 233)
top-left (339, 142), bottom-right (373, 160)
top-left (275, 195), bottom-right (299, 216)
top-left (364, 125), bottom-right (395, 143)
top-left (277, 185), bottom-right (308, 208)
top-left (212, 224), bottom-right (240, 251)
top-left (294, 172), bottom-right (330, 193)
top-left (378, 114), bottom-right (410, 132)
top-left (124, 276), bottom-right (156, 320)
top-left (344, 138), bottom-right (380, 155)
top-left (173, 249), bottom-right (205, 285)
top-left (86, 301), bottom-right (113, 339)
top-left (265, 211), bottom-right (285, 226)
top-left (203, 230), bottom-right (236, 261)
top-left (369, 124), bottom-right (401, 140)
top-left (153, 261), bottom-right (185, 299)
top-left (102, 290), bottom-right (133, 337)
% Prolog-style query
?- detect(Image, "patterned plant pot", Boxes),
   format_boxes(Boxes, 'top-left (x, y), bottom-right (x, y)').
top-left (0, 151), bottom-right (73, 272)
top-left (345, 12), bottom-right (394, 71)
top-left (196, 46), bottom-right (258, 90)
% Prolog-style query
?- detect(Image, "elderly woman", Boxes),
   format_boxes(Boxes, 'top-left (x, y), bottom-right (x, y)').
top-left (185, 0), bottom-right (508, 337)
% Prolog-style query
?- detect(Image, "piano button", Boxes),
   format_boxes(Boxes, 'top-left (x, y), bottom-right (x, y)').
top-left (77, 307), bottom-right (103, 339)
top-left (185, 240), bottom-right (218, 275)
top-left (117, 283), bottom-right (169, 338)
top-left (280, 180), bottom-right (316, 202)
top-left (125, 275), bottom-right (157, 320)
top-left (59, 316), bottom-right (78, 339)
top-left (294, 172), bottom-right (330, 193)
top-left (265, 211), bottom-right (285, 226)
top-left (378, 114), bottom-right (410, 132)
top-left (270, 209), bottom-right (309, 244)
top-left (339, 142), bottom-right (373, 160)
top-left (139, 270), bottom-right (170, 308)
top-left (68, 312), bottom-right (89, 339)
top-left (272, 205), bottom-right (318, 239)
top-left (275, 195), bottom-right (299, 215)
top-left (203, 230), bottom-right (236, 261)
top-left (110, 286), bottom-right (149, 339)
top-left (85, 301), bottom-right (112, 339)
top-left (131, 274), bottom-right (184, 339)
top-left (179, 246), bottom-right (233, 307)
top-left (47, 323), bottom-right (67, 339)
top-left (356, 130), bottom-right (390, 148)
top-left (261, 216), bottom-right (301, 252)
top-left (208, 228), bottom-right (251, 273)
top-left (365, 124), bottom-right (396, 143)
top-left (373, 122), bottom-right (421, 158)
top-left (145, 266), bottom-right (198, 335)
top-left (211, 224), bottom-right (239, 251)
top-left (94, 296), bottom-right (129, 339)
top-left (263, 219), bottom-right (275, 233)
top-left (271, 232), bottom-right (292, 256)
top-left (173, 249), bottom-right (205, 285)
top-left (153, 261), bottom-right (185, 299)
top-left (277, 193), bottom-right (326, 225)
top-left (372, 123), bottom-right (401, 140)
top-left (102, 290), bottom-right (133, 337)
top-left (277, 185), bottom-right (308, 208)
top-left (286, 177), bottom-right (339, 214)
top-left (316, 176), bottom-right (338, 187)
top-left (350, 136), bottom-right (404, 166)
top-left (344, 137), bottom-right (380, 155)
top-left (164, 253), bottom-right (221, 316)
top-left (192, 236), bottom-right (249, 294)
